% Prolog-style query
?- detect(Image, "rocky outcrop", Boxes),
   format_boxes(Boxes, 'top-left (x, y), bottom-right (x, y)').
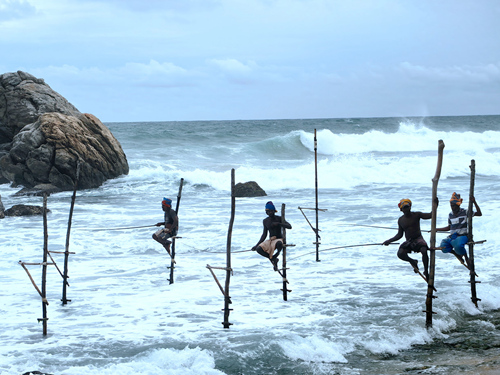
top-left (0, 71), bottom-right (129, 191)
top-left (4, 204), bottom-right (48, 216)
top-left (0, 71), bottom-right (81, 144)
top-left (0, 112), bottom-right (129, 191)
top-left (234, 181), bottom-right (267, 197)
top-left (0, 194), bottom-right (4, 218)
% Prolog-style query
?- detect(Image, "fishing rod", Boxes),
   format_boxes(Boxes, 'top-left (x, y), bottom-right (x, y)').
top-left (288, 242), bottom-right (400, 261)
top-left (337, 223), bottom-right (445, 233)
top-left (337, 223), bottom-right (398, 230)
top-left (75, 224), bottom-right (158, 231)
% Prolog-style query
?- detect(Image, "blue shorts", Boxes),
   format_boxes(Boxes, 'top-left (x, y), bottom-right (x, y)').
top-left (440, 235), bottom-right (468, 256)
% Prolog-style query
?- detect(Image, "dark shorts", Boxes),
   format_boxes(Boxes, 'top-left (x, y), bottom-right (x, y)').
top-left (400, 236), bottom-right (428, 253)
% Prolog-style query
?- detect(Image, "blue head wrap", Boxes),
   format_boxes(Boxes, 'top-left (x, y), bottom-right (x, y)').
top-left (265, 201), bottom-right (276, 211)
top-left (162, 197), bottom-right (172, 207)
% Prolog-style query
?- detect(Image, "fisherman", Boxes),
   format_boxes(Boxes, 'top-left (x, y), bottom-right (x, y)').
top-left (383, 198), bottom-right (436, 280)
top-left (436, 192), bottom-right (482, 267)
top-left (252, 201), bottom-right (292, 271)
top-left (153, 197), bottom-right (178, 257)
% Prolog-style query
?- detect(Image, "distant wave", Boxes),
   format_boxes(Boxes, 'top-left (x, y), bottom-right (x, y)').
top-left (297, 122), bottom-right (500, 155)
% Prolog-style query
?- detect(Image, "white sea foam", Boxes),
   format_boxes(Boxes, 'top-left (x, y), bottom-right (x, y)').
top-left (1, 116), bottom-right (499, 374)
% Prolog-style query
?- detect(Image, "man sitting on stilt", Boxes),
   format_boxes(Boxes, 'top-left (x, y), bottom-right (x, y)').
top-left (252, 201), bottom-right (292, 271)
top-left (383, 198), bottom-right (436, 280)
top-left (153, 197), bottom-right (178, 258)
top-left (437, 192), bottom-right (482, 267)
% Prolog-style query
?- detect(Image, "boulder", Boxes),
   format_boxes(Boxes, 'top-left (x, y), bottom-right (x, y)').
top-left (0, 194), bottom-right (4, 218)
top-left (0, 71), bottom-right (81, 144)
top-left (0, 71), bottom-right (129, 192)
top-left (234, 181), bottom-right (267, 197)
top-left (4, 204), bottom-right (49, 216)
top-left (0, 112), bottom-right (129, 191)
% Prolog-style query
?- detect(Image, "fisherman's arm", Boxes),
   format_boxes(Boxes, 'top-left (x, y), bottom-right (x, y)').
top-left (420, 212), bottom-right (432, 220)
top-left (383, 226), bottom-right (403, 245)
top-left (170, 211), bottom-right (179, 231)
top-left (272, 219), bottom-right (292, 230)
top-left (252, 226), bottom-right (268, 250)
top-left (421, 197), bottom-right (439, 220)
top-left (436, 224), bottom-right (450, 232)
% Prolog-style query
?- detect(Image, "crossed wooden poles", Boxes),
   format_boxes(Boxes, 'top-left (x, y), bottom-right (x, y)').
top-left (19, 162), bottom-right (80, 335)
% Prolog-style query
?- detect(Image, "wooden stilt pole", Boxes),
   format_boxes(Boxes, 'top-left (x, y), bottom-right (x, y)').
top-left (426, 140), bottom-right (444, 329)
top-left (168, 178), bottom-right (184, 285)
top-left (62, 161), bottom-right (80, 304)
top-left (40, 193), bottom-right (49, 335)
top-left (467, 160), bottom-right (481, 307)
top-left (280, 203), bottom-right (292, 301)
top-left (314, 129), bottom-right (320, 262)
top-left (223, 169), bottom-right (235, 328)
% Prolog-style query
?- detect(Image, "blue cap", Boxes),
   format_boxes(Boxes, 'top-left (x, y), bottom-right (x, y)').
top-left (265, 201), bottom-right (276, 211)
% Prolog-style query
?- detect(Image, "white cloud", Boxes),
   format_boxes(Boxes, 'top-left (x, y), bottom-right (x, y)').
top-left (0, 0), bottom-right (36, 21)
top-left (398, 62), bottom-right (500, 84)
top-left (2, 0), bottom-right (500, 121)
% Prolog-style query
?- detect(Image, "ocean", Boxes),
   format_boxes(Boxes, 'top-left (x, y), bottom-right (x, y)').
top-left (1, 115), bottom-right (499, 375)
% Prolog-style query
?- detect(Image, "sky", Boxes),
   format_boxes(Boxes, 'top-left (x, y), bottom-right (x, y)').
top-left (1, 0), bottom-right (499, 122)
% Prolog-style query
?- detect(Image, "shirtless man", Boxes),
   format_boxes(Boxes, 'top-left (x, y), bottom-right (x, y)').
top-left (383, 198), bottom-right (435, 280)
top-left (252, 201), bottom-right (292, 271)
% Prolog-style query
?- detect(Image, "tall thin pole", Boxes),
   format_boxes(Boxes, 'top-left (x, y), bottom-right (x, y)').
top-left (169, 178), bottom-right (184, 284)
top-left (41, 193), bottom-right (49, 335)
top-left (467, 160), bottom-right (480, 307)
top-left (314, 129), bottom-right (320, 262)
top-left (223, 169), bottom-right (235, 328)
top-left (62, 161), bottom-right (80, 304)
top-left (426, 140), bottom-right (444, 329)
top-left (281, 203), bottom-right (289, 301)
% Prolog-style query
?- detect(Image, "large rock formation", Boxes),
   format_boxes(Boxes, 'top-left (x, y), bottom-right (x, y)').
top-left (1, 112), bottom-right (129, 191)
top-left (0, 71), bottom-right (128, 192)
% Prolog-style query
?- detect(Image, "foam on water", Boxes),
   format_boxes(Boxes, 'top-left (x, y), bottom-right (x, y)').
top-left (1, 115), bottom-right (500, 374)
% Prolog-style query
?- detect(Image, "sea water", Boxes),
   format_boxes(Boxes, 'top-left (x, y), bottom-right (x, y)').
top-left (1, 115), bottom-right (499, 374)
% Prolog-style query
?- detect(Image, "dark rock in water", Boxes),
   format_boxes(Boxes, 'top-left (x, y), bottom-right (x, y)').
top-left (22, 371), bottom-right (54, 375)
top-left (0, 194), bottom-right (4, 218)
top-left (4, 204), bottom-right (49, 216)
top-left (0, 71), bottom-right (129, 192)
top-left (234, 181), bottom-right (267, 197)
top-left (14, 184), bottom-right (62, 196)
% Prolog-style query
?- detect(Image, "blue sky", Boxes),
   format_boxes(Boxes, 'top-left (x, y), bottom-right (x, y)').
top-left (1, 0), bottom-right (499, 122)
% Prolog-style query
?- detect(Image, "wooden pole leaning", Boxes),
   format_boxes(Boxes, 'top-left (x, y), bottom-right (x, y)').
top-left (222, 169), bottom-right (236, 328)
top-left (62, 160), bottom-right (80, 304)
top-left (168, 178), bottom-right (184, 285)
top-left (425, 140), bottom-right (444, 329)
top-left (467, 160), bottom-right (481, 307)
top-left (314, 129), bottom-right (320, 262)
top-left (40, 193), bottom-right (49, 335)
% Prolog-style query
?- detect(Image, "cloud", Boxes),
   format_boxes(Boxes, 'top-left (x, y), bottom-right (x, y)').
top-left (73, 0), bottom-right (220, 12)
top-left (31, 60), bottom-right (198, 89)
top-left (0, 0), bottom-right (36, 21)
top-left (398, 62), bottom-right (500, 84)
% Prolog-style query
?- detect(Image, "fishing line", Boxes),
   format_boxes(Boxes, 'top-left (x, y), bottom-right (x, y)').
top-left (288, 242), bottom-right (400, 261)
top-left (337, 223), bottom-right (447, 233)
top-left (75, 224), bottom-right (158, 231)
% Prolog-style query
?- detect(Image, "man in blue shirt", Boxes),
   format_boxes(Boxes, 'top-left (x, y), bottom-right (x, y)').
top-left (437, 192), bottom-right (482, 267)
